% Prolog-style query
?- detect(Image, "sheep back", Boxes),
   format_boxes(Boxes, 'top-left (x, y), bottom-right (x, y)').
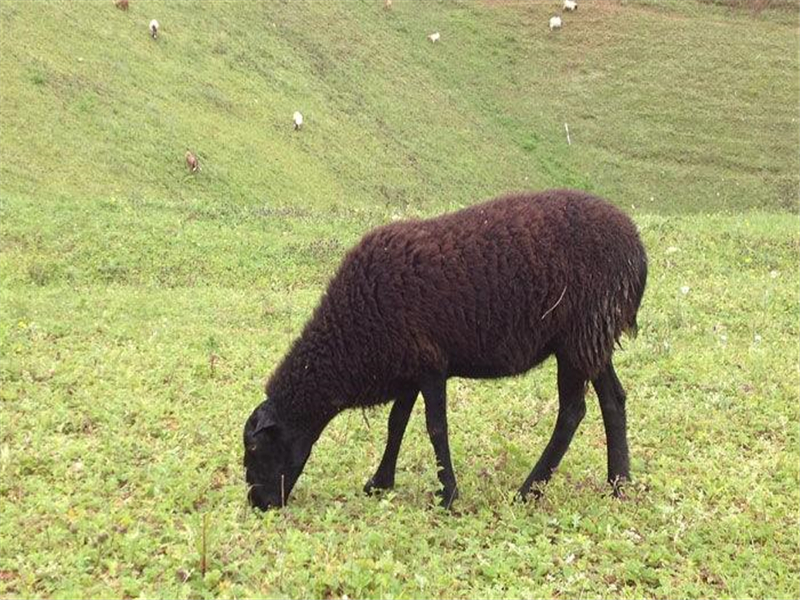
top-left (268, 189), bottom-right (646, 414)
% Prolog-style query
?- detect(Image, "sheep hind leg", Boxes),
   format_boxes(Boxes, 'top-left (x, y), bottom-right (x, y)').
top-left (364, 390), bottom-right (418, 495)
top-left (516, 356), bottom-right (587, 502)
top-left (421, 376), bottom-right (459, 510)
top-left (592, 361), bottom-right (630, 497)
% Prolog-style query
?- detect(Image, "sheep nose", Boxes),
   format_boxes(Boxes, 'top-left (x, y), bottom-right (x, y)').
top-left (247, 485), bottom-right (277, 511)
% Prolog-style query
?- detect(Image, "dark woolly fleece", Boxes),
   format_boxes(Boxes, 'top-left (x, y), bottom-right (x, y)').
top-left (266, 189), bottom-right (647, 430)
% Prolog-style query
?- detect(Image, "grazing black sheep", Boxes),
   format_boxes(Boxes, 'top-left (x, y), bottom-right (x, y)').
top-left (244, 189), bottom-right (647, 510)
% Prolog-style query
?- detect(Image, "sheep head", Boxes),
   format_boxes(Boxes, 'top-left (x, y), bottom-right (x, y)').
top-left (243, 399), bottom-right (312, 510)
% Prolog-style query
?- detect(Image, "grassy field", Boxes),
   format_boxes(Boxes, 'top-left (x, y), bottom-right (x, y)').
top-left (1, 0), bottom-right (798, 598)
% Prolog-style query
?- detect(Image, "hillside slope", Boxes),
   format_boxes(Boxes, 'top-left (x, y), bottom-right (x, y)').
top-left (1, 0), bottom-right (798, 290)
top-left (1, 0), bottom-right (797, 216)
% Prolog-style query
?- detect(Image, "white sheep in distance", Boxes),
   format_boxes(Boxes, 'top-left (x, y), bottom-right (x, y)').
top-left (293, 111), bottom-right (303, 130)
top-left (549, 16), bottom-right (562, 31)
top-left (149, 19), bottom-right (159, 39)
top-left (427, 31), bottom-right (440, 43)
top-left (564, 0), bottom-right (578, 11)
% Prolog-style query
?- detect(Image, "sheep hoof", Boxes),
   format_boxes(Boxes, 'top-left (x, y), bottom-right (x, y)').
top-left (609, 476), bottom-right (629, 500)
top-left (435, 486), bottom-right (459, 510)
top-left (514, 485), bottom-right (545, 504)
top-left (363, 476), bottom-right (394, 496)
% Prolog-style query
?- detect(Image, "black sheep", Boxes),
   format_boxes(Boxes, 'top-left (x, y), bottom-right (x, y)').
top-left (244, 189), bottom-right (647, 510)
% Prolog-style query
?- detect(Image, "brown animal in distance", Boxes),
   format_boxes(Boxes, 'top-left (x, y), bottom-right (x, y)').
top-left (185, 151), bottom-right (199, 173)
top-left (115, 0), bottom-right (129, 11)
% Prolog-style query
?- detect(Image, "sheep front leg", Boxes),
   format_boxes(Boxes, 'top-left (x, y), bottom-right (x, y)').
top-left (421, 376), bottom-right (459, 509)
top-left (364, 390), bottom-right (418, 495)
top-left (517, 356), bottom-right (587, 501)
top-left (592, 361), bottom-right (630, 497)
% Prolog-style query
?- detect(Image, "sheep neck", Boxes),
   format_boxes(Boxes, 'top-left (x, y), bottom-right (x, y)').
top-left (268, 288), bottom-right (397, 430)
top-left (266, 311), bottom-right (354, 432)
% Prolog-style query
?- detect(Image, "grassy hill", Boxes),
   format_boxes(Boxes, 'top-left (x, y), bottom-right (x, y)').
top-left (2, 0), bottom-right (798, 212)
top-left (1, 1), bottom-right (798, 598)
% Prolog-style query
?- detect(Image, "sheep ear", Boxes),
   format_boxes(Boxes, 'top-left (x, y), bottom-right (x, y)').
top-left (253, 408), bottom-right (277, 435)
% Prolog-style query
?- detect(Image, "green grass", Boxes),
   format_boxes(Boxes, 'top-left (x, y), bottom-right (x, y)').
top-left (1, 0), bottom-right (798, 598)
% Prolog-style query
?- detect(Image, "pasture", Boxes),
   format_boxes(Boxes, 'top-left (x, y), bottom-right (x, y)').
top-left (1, 0), bottom-right (798, 597)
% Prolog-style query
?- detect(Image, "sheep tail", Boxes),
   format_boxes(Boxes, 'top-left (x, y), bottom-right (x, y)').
top-left (621, 246), bottom-right (648, 341)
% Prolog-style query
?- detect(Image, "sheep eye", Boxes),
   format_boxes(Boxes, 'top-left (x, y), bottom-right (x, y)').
top-left (249, 444), bottom-right (257, 452)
